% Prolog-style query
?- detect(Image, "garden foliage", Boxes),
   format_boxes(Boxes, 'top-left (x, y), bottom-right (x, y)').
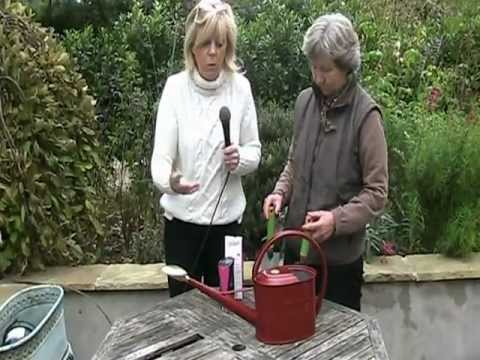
top-left (2, 0), bottom-right (480, 271)
top-left (0, 1), bottom-right (104, 272)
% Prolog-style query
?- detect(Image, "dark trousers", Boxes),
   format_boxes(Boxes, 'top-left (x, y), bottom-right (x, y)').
top-left (285, 245), bottom-right (364, 311)
top-left (315, 257), bottom-right (364, 311)
top-left (164, 217), bottom-right (241, 297)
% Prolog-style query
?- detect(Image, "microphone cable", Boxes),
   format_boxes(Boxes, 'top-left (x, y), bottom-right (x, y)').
top-left (180, 105), bottom-right (233, 293)
top-left (183, 171), bottom-right (230, 293)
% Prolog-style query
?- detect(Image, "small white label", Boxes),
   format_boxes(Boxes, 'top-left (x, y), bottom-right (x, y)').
top-left (225, 235), bottom-right (243, 300)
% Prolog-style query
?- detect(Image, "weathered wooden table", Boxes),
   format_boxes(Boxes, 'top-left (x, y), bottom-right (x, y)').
top-left (93, 290), bottom-right (389, 359)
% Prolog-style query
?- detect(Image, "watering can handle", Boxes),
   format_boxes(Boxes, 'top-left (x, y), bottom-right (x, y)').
top-left (252, 229), bottom-right (328, 315)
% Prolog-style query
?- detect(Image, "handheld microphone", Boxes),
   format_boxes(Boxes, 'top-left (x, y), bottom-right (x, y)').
top-left (219, 106), bottom-right (231, 147)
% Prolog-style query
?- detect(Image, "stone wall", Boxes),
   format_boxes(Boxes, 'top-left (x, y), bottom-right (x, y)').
top-left (363, 254), bottom-right (480, 360)
top-left (1, 255), bottom-right (480, 360)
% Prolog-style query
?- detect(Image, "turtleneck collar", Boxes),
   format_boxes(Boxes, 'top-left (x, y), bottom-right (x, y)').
top-left (191, 68), bottom-right (227, 94)
top-left (312, 73), bottom-right (357, 109)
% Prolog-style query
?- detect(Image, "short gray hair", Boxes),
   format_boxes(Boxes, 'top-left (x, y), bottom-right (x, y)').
top-left (302, 13), bottom-right (361, 73)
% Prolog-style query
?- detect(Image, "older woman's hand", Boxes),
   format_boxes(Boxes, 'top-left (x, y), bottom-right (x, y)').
top-left (262, 193), bottom-right (283, 219)
top-left (302, 210), bottom-right (335, 243)
top-left (223, 144), bottom-right (240, 172)
top-left (169, 172), bottom-right (200, 194)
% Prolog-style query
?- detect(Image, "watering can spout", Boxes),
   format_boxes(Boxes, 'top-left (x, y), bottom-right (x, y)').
top-left (161, 265), bottom-right (257, 325)
top-left (188, 277), bottom-right (257, 325)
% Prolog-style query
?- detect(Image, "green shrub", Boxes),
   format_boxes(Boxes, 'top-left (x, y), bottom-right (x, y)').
top-left (437, 8), bottom-right (480, 106)
top-left (63, 0), bottom-right (184, 168)
top-left (25, 0), bottom-right (134, 33)
top-left (375, 104), bottom-right (480, 256)
top-left (438, 203), bottom-right (480, 257)
top-left (0, 1), bottom-right (105, 272)
top-left (9, 0), bottom-right (478, 263)
top-left (63, 25), bottom-right (150, 165)
top-left (61, 0), bottom-right (180, 259)
top-left (120, 0), bottom-right (185, 95)
top-left (237, 1), bottom-right (310, 105)
top-left (99, 176), bottom-right (164, 264)
top-left (242, 102), bottom-right (293, 253)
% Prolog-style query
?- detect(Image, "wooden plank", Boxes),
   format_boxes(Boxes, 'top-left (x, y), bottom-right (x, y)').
top-left (164, 292), bottom-right (276, 360)
top-left (265, 303), bottom-right (364, 358)
top-left (93, 312), bottom-right (204, 360)
top-left (177, 292), bottom-right (364, 359)
top-left (279, 324), bottom-right (369, 359)
top-left (159, 337), bottom-right (238, 360)
top-left (309, 326), bottom-right (371, 360)
top-left (367, 319), bottom-right (391, 360)
top-left (174, 292), bottom-right (377, 360)
top-left (93, 289), bottom-right (390, 360)
top-left (94, 292), bottom-right (274, 360)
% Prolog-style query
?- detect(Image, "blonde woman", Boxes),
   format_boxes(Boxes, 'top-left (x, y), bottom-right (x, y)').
top-left (151, 0), bottom-right (260, 297)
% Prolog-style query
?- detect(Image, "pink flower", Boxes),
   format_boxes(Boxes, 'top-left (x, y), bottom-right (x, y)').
top-left (427, 87), bottom-right (442, 111)
top-left (382, 241), bottom-right (397, 256)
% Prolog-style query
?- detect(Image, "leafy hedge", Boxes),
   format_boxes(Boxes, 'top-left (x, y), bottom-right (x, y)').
top-left (242, 102), bottom-right (293, 254)
top-left (393, 106), bottom-right (480, 256)
top-left (62, 1), bottom-right (182, 262)
top-left (0, 1), bottom-right (104, 272)
top-left (2, 0), bottom-right (479, 272)
top-left (26, 0), bottom-right (135, 33)
top-left (58, 0), bottom-right (480, 258)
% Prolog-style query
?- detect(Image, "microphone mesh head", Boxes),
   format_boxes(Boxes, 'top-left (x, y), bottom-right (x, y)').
top-left (219, 106), bottom-right (231, 122)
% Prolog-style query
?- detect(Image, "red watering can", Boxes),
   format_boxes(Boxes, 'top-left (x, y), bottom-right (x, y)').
top-left (163, 229), bottom-right (328, 345)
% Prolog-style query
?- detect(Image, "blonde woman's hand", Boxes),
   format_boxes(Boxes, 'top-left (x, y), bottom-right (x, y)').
top-left (223, 144), bottom-right (240, 172)
top-left (169, 172), bottom-right (199, 194)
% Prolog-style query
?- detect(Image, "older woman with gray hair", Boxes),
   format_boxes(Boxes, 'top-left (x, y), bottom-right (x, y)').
top-left (152, 0), bottom-right (260, 297)
top-left (263, 13), bottom-right (388, 311)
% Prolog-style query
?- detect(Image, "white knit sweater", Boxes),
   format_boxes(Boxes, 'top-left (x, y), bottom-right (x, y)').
top-left (151, 70), bottom-right (261, 225)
